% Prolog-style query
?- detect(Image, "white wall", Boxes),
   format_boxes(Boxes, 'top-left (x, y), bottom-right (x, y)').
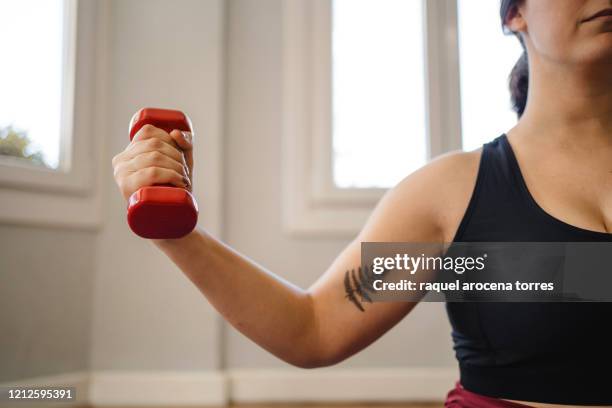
top-left (0, 225), bottom-right (94, 382)
top-left (91, 0), bottom-right (224, 372)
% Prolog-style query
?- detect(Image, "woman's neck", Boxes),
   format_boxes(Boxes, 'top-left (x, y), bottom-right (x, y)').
top-left (515, 55), bottom-right (612, 145)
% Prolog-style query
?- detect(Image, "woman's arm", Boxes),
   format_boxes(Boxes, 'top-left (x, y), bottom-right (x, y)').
top-left (113, 124), bottom-right (480, 368)
top-left (151, 152), bottom-right (480, 368)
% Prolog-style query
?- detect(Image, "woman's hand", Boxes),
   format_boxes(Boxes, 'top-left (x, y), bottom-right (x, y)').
top-left (112, 124), bottom-right (194, 201)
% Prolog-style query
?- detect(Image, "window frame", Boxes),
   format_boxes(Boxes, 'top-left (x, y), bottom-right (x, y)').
top-left (282, 0), bottom-right (463, 236)
top-left (0, 0), bottom-right (106, 228)
top-left (0, 0), bottom-right (85, 193)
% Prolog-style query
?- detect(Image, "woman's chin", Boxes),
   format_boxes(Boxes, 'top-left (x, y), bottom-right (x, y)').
top-left (576, 37), bottom-right (612, 66)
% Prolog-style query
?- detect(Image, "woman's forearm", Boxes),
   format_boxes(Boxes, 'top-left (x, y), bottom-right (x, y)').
top-left (153, 228), bottom-right (323, 368)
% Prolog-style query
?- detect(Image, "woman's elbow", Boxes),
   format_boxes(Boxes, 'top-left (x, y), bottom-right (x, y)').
top-left (284, 344), bottom-right (351, 369)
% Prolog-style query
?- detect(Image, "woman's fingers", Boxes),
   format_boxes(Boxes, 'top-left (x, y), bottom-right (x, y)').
top-left (123, 167), bottom-right (190, 195)
top-left (131, 123), bottom-right (177, 146)
top-left (121, 137), bottom-right (185, 164)
top-left (124, 125), bottom-right (192, 175)
top-left (116, 151), bottom-right (188, 179)
top-left (111, 124), bottom-right (195, 200)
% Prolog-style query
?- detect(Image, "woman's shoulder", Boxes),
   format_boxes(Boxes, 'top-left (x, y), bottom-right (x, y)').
top-left (425, 148), bottom-right (482, 179)
top-left (392, 148), bottom-right (483, 243)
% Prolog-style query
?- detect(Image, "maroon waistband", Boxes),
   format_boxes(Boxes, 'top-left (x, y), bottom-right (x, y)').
top-left (445, 382), bottom-right (533, 408)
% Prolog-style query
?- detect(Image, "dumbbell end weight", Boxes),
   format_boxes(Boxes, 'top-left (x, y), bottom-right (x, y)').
top-left (128, 186), bottom-right (198, 239)
top-left (129, 107), bottom-right (193, 140)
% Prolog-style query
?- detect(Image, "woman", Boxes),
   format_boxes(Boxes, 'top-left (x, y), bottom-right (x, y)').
top-left (111, 0), bottom-right (612, 406)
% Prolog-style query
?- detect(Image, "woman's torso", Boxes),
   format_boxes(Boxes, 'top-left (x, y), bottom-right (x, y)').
top-left (445, 133), bottom-right (612, 406)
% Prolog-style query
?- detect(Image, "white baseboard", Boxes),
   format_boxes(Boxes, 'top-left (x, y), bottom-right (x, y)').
top-left (0, 371), bottom-right (89, 408)
top-left (1, 367), bottom-right (457, 406)
top-left (228, 367), bottom-right (458, 404)
top-left (88, 371), bottom-right (227, 407)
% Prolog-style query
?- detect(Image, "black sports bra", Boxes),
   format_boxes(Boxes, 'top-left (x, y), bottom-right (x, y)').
top-left (446, 134), bottom-right (612, 405)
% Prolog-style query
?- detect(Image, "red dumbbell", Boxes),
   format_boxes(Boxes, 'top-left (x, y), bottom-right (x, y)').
top-left (127, 107), bottom-right (198, 239)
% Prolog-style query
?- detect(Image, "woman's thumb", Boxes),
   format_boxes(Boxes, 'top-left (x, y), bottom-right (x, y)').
top-left (169, 129), bottom-right (193, 151)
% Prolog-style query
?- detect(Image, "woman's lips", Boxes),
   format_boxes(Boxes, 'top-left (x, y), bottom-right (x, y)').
top-left (582, 8), bottom-right (612, 23)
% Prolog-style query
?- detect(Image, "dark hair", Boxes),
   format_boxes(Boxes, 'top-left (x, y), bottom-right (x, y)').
top-left (500, 0), bottom-right (528, 118)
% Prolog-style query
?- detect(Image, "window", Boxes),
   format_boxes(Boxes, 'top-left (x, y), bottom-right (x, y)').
top-left (458, 0), bottom-right (523, 151)
top-left (0, 0), bottom-right (66, 169)
top-left (332, 0), bottom-right (426, 189)
top-left (0, 0), bottom-right (103, 229)
top-left (282, 0), bottom-right (525, 235)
